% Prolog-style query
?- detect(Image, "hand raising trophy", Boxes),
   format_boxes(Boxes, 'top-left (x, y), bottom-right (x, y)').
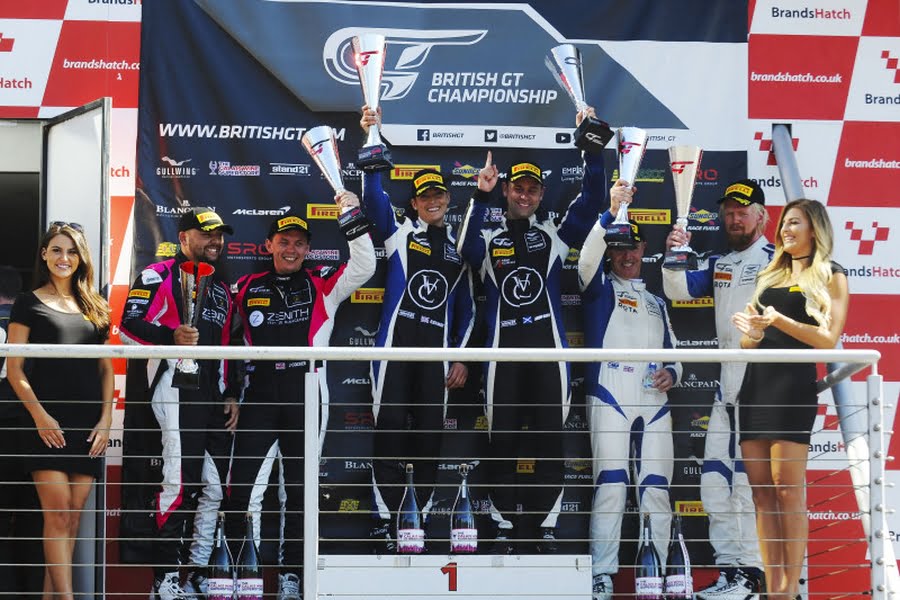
top-left (301, 125), bottom-right (371, 239)
top-left (664, 145), bottom-right (703, 270)
top-left (172, 261), bottom-right (215, 390)
top-left (545, 44), bottom-right (614, 152)
top-left (352, 34), bottom-right (393, 171)
top-left (605, 126), bottom-right (648, 247)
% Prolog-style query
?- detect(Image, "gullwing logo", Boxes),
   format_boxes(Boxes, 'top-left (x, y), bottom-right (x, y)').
top-left (323, 27), bottom-right (487, 100)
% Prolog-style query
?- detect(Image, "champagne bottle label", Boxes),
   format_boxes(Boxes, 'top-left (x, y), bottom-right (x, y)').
top-left (207, 577), bottom-right (235, 600)
top-left (397, 527), bottom-right (425, 553)
top-left (635, 575), bottom-right (664, 599)
top-left (664, 574), bottom-right (692, 596)
top-left (236, 577), bottom-right (264, 598)
top-left (450, 528), bottom-right (478, 553)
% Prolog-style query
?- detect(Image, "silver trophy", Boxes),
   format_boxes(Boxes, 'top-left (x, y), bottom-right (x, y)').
top-left (545, 44), bottom-right (613, 152)
top-left (352, 34), bottom-right (393, 171)
top-left (665, 145), bottom-right (703, 270)
top-left (301, 125), bottom-right (370, 239)
top-left (172, 261), bottom-right (215, 390)
top-left (605, 127), bottom-right (648, 248)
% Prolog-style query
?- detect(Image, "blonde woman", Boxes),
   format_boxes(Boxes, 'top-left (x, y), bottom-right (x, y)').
top-left (731, 199), bottom-right (849, 600)
top-left (6, 222), bottom-right (113, 600)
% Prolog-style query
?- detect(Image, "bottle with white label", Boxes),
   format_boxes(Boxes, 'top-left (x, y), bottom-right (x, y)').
top-left (664, 513), bottom-right (693, 599)
top-left (236, 512), bottom-right (264, 599)
top-left (207, 511), bottom-right (235, 600)
top-left (635, 512), bottom-right (664, 599)
top-left (397, 463), bottom-right (425, 554)
top-left (450, 463), bottom-right (477, 553)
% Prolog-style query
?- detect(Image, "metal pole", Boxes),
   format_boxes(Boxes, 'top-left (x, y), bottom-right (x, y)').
top-left (772, 123), bottom-right (804, 201)
top-left (869, 373), bottom-right (891, 599)
top-left (304, 370), bottom-right (320, 600)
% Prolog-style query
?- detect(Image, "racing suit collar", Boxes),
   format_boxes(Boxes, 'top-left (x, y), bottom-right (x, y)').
top-left (504, 213), bottom-right (537, 231)
top-left (610, 271), bottom-right (645, 291)
top-left (731, 234), bottom-right (771, 260)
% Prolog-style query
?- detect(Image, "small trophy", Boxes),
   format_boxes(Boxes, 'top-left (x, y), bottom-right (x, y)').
top-left (605, 127), bottom-right (648, 248)
top-left (301, 125), bottom-right (370, 239)
top-left (665, 145), bottom-right (703, 270)
top-left (172, 261), bottom-right (215, 390)
top-left (545, 44), bottom-right (614, 152)
top-left (352, 34), bottom-right (393, 171)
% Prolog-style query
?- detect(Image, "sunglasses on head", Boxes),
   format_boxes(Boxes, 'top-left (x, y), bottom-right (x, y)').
top-left (49, 221), bottom-right (84, 233)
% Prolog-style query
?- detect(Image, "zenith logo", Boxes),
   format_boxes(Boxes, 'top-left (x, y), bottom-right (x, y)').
top-left (754, 131), bottom-right (798, 166)
top-left (845, 220), bottom-right (889, 255)
top-left (324, 27), bottom-right (487, 100)
top-left (881, 50), bottom-right (900, 83)
top-left (0, 33), bottom-right (14, 52)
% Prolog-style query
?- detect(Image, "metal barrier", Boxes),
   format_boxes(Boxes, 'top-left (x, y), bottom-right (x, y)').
top-left (0, 343), bottom-right (887, 598)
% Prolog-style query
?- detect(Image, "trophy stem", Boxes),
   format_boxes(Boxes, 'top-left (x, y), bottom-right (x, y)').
top-left (612, 203), bottom-right (630, 225)
top-left (365, 127), bottom-right (382, 148)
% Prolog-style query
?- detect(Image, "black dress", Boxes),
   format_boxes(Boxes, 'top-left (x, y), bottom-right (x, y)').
top-left (11, 292), bottom-right (105, 478)
top-left (739, 262), bottom-right (845, 445)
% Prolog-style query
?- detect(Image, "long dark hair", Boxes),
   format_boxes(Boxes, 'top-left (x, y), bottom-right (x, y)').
top-left (33, 223), bottom-right (111, 338)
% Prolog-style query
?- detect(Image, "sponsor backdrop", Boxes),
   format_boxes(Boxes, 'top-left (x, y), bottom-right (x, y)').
top-left (0, 0), bottom-right (897, 596)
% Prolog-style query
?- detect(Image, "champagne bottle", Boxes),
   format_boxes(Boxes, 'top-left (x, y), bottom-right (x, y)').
top-left (450, 463), bottom-right (477, 554)
top-left (664, 513), bottom-right (693, 599)
top-left (207, 511), bottom-right (235, 600)
top-left (236, 512), bottom-right (264, 599)
top-left (635, 512), bottom-right (664, 600)
top-left (396, 463), bottom-right (425, 554)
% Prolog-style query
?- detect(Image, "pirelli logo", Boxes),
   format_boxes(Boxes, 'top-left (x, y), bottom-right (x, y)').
top-left (492, 247), bottom-right (515, 257)
top-left (511, 162), bottom-right (541, 177)
top-left (196, 211), bottom-right (218, 223)
top-left (128, 289), bottom-right (151, 299)
top-left (156, 242), bottom-right (178, 257)
top-left (726, 182), bottom-right (753, 198)
top-left (516, 459), bottom-right (535, 474)
top-left (618, 297), bottom-right (638, 309)
top-left (391, 164), bottom-right (440, 180)
top-left (566, 331), bottom-right (584, 348)
top-left (629, 208), bottom-right (671, 225)
top-left (351, 288), bottom-right (384, 304)
top-left (789, 285), bottom-right (802, 292)
top-left (409, 241), bottom-right (431, 256)
top-left (675, 500), bottom-right (706, 516)
top-left (306, 204), bottom-right (340, 219)
top-left (247, 298), bottom-right (270, 307)
top-left (672, 297), bottom-right (714, 308)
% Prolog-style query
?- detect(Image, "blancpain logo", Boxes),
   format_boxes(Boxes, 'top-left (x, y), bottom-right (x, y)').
top-left (232, 206), bottom-right (291, 216)
top-left (323, 27), bottom-right (487, 100)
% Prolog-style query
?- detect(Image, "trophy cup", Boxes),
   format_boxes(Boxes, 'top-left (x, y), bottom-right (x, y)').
top-left (605, 126), bottom-right (648, 248)
top-left (301, 125), bottom-right (370, 239)
top-left (352, 34), bottom-right (393, 171)
top-left (172, 261), bottom-right (215, 390)
top-left (664, 145), bottom-right (703, 270)
top-left (545, 44), bottom-right (614, 153)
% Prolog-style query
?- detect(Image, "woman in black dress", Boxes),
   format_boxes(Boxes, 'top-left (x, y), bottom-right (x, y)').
top-left (731, 199), bottom-right (849, 600)
top-left (6, 223), bottom-right (113, 600)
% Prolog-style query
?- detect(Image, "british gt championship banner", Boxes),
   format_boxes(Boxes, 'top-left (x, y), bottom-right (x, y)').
top-left (0, 0), bottom-right (898, 596)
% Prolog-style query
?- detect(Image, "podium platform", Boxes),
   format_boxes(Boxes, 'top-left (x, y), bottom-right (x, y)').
top-left (316, 554), bottom-right (593, 599)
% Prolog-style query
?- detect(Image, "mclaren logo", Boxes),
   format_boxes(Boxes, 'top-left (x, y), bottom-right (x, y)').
top-left (323, 27), bottom-right (488, 100)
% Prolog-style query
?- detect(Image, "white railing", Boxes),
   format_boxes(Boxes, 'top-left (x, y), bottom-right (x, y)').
top-left (0, 344), bottom-right (886, 599)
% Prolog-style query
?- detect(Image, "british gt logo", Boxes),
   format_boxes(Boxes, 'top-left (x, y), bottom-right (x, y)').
top-left (324, 27), bottom-right (487, 100)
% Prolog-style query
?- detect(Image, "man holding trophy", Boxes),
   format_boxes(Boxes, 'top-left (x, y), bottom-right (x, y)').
top-left (457, 105), bottom-right (607, 553)
top-left (662, 178), bottom-right (770, 599)
top-left (120, 207), bottom-right (240, 599)
top-left (580, 132), bottom-right (681, 600)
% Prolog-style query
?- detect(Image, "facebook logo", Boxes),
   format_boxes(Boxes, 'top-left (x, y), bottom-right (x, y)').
top-left (484, 129), bottom-right (498, 143)
top-left (555, 132), bottom-right (572, 144)
top-left (417, 129), bottom-right (431, 142)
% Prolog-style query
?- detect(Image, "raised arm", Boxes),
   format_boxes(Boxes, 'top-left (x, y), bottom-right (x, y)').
top-left (457, 151), bottom-right (497, 269)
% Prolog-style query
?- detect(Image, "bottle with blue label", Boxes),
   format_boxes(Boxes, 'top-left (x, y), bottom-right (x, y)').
top-left (643, 362), bottom-right (660, 389)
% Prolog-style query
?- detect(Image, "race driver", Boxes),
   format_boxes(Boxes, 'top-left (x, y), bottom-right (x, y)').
top-left (662, 179), bottom-right (770, 599)
top-left (361, 105), bottom-right (476, 550)
top-left (456, 107), bottom-right (606, 553)
top-left (119, 207), bottom-right (239, 600)
top-left (579, 181), bottom-right (682, 600)
top-left (226, 191), bottom-right (375, 599)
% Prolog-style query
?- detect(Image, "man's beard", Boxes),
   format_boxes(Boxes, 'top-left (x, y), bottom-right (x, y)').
top-left (727, 230), bottom-right (755, 251)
